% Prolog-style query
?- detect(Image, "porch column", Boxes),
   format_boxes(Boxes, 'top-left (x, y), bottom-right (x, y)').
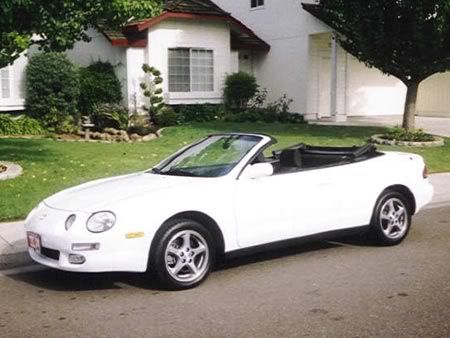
top-left (330, 32), bottom-right (347, 122)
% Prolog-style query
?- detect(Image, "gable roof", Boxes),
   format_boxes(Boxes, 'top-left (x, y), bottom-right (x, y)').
top-left (103, 0), bottom-right (270, 51)
top-left (301, 3), bottom-right (327, 23)
top-left (164, 0), bottom-right (230, 16)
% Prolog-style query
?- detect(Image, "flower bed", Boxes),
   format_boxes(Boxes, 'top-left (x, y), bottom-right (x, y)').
top-left (371, 127), bottom-right (445, 147)
top-left (371, 134), bottom-right (444, 147)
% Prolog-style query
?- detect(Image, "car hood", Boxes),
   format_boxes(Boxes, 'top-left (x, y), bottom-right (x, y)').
top-left (43, 172), bottom-right (197, 212)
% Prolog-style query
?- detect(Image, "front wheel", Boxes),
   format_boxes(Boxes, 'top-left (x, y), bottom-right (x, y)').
top-left (150, 219), bottom-right (215, 290)
top-left (369, 191), bottom-right (412, 246)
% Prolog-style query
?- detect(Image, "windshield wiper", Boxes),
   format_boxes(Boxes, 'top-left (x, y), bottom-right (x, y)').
top-left (150, 168), bottom-right (162, 174)
top-left (163, 169), bottom-right (198, 177)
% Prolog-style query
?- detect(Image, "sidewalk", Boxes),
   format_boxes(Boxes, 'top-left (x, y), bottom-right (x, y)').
top-left (1, 173), bottom-right (450, 270)
top-left (0, 221), bottom-right (31, 270)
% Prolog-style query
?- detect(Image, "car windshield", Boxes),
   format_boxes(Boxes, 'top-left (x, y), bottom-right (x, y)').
top-left (153, 135), bottom-right (262, 177)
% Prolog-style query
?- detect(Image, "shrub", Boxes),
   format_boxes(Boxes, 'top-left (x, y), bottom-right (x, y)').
top-left (266, 94), bottom-right (294, 122)
top-left (26, 52), bottom-right (80, 130)
top-left (141, 64), bottom-right (164, 125)
top-left (0, 114), bottom-right (45, 135)
top-left (154, 106), bottom-right (178, 127)
top-left (128, 114), bottom-right (155, 136)
top-left (223, 72), bottom-right (258, 110)
top-left (383, 127), bottom-right (435, 142)
top-left (223, 94), bottom-right (304, 124)
top-left (171, 104), bottom-right (224, 123)
top-left (91, 103), bottom-right (129, 131)
top-left (78, 61), bottom-right (123, 115)
top-left (248, 88), bottom-right (268, 109)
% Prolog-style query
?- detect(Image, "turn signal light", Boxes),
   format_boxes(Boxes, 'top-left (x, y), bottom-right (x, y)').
top-left (68, 254), bottom-right (86, 265)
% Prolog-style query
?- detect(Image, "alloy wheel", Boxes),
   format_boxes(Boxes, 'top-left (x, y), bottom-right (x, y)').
top-left (164, 230), bottom-right (210, 283)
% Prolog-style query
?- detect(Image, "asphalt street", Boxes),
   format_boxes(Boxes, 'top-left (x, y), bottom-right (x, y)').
top-left (0, 206), bottom-right (449, 338)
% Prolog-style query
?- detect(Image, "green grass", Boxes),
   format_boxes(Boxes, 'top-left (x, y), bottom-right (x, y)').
top-left (0, 122), bottom-right (449, 221)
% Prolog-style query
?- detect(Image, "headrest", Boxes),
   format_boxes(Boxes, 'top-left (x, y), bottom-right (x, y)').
top-left (279, 148), bottom-right (302, 167)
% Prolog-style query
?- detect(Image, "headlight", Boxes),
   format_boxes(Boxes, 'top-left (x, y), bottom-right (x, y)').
top-left (86, 211), bottom-right (116, 233)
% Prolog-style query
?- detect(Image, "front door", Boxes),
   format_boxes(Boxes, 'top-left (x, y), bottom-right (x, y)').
top-left (318, 51), bottom-right (332, 118)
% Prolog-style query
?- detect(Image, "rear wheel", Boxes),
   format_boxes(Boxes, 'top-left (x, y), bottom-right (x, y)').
top-left (369, 191), bottom-right (412, 246)
top-left (150, 219), bottom-right (215, 290)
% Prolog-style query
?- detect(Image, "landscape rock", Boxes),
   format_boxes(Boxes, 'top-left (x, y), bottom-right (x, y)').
top-left (104, 128), bottom-right (120, 135)
top-left (142, 133), bottom-right (157, 142)
top-left (130, 133), bottom-right (142, 142)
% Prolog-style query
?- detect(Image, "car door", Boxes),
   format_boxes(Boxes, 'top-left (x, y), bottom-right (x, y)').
top-left (334, 160), bottom-right (384, 228)
top-left (234, 167), bottom-right (343, 248)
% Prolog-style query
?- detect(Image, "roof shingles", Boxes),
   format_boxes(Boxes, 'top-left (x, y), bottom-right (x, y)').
top-left (102, 0), bottom-right (269, 51)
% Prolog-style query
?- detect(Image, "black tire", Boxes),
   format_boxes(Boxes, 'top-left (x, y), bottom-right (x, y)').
top-left (369, 190), bottom-right (412, 246)
top-left (149, 218), bottom-right (215, 290)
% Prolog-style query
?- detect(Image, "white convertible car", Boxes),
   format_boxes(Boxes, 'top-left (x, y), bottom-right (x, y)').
top-left (25, 133), bottom-right (433, 289)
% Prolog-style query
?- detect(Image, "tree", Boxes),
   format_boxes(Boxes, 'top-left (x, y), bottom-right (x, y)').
top-left (0, 0), bottom-right (163, 68)
top-left (305, 1), bottom-right (450, 131)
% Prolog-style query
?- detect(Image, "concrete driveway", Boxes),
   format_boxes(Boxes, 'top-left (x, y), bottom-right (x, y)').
top-left (345, 116), bottom-right (450, 137)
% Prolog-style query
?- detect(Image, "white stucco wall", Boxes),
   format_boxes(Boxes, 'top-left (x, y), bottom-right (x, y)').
top-left (308, 33), bottom-right (406, 118)
top-left (230, 51), bottom-right (239, 74)
top-left (346, 56), bottom-right (406, 116)
top-left (417, 73), bottom-right (450, 117)
top-left (66, 28), bottom-right (126, 67)
top-left (213, 0), bottom-right (329, 114)
top-left (214, 0), bottom-right (450, 118)
top-left (125, 48), bottom-right (146, 113)
top-left (146, 19), bottom-right (231, 105)
top-left (0, 54), bottom-right (27, 111)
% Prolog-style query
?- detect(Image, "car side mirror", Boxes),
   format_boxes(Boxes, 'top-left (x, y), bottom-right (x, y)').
top-left (240, 163), bottom-right (274, 180)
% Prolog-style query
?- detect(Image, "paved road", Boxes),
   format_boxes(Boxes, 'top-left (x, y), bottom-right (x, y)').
top-left (1, 207), bottom-right (449, 338)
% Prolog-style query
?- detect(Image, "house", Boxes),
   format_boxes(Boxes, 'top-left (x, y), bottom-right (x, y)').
top-left (212, 0), bottom-right (450, 120)
top-left (1, 0), bottom-right (450, 120)
top-left (0, 0), bottom-right (269, 115)
top-left (0, 54), bottom-right (27, 112)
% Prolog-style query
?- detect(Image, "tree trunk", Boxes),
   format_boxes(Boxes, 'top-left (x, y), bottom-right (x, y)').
top-left (402, 82), bottom-right (419, 132)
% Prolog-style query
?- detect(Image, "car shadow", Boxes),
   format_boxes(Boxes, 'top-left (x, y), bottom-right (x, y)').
top-left (6, 235), bottom-right (369, 292)
top-left (218, 232), bottom-right (372, 270)
top-left (6, 267), bottom-right (165, 292)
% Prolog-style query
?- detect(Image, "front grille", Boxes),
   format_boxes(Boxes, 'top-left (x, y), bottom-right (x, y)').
top-left (41, 247), bottom-right (60, 261)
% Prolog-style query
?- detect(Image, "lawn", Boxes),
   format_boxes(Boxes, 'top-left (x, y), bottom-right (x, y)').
top-left (0, 122), bottom-right (449, 221)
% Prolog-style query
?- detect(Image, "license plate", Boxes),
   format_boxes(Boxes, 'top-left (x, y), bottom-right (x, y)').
top-left (27, 232), bottom-right (41, 253)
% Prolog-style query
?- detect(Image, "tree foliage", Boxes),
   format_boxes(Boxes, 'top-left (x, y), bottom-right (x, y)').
top-left (0, 0), bottom-right (163, 68)
top-left (223, 72), bottom-right (259, 111)
top-left (141, 64), bottom-right (165, 125)
top-left (78, 61), bottom-right (123, 114)
top-left (26, 52), bottom-right (80, 131)
top-left (309, 0), bottom-right (450, 130)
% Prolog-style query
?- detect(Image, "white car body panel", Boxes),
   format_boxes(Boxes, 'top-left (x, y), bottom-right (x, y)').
top-left (24, 134), bottom-right (434, 273)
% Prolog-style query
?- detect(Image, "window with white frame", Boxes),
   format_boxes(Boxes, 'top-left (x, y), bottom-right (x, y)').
top-left (0, 68), bottom-right (11, 99)
top-left (250, 0), bottom-right (264, 9)
top-left (168, 48), bottom-right (214, 92)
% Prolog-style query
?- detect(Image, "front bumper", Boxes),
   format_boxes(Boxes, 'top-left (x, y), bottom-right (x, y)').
top-left (24, 204), bottom-right (149, 273)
